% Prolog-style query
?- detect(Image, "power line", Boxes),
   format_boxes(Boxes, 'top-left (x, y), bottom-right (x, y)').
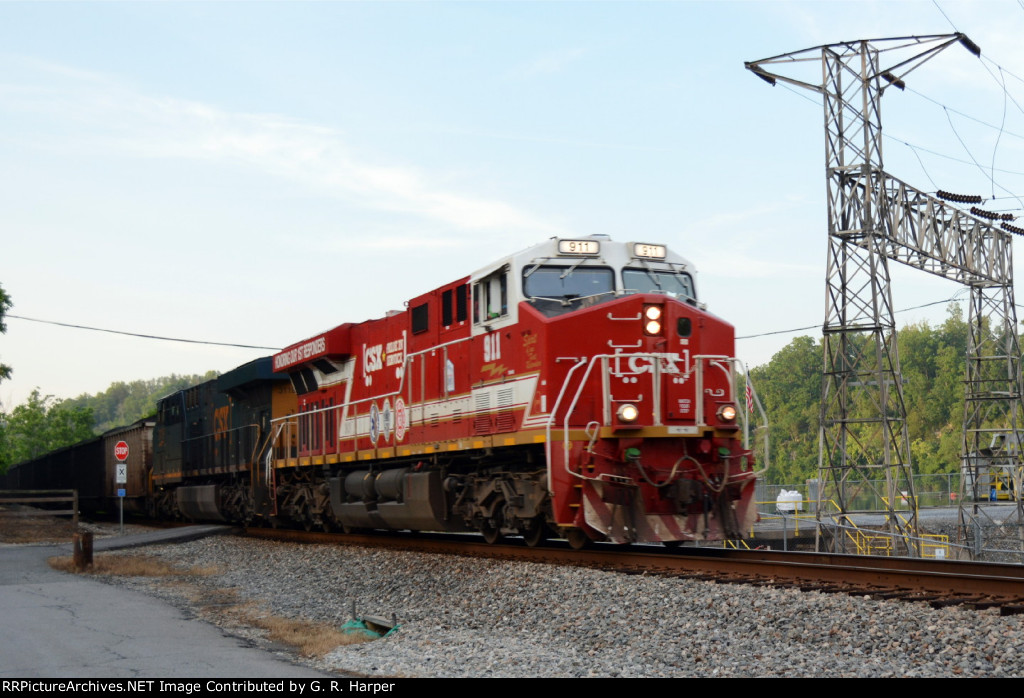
top-left (7, 314), bottom-right (282, 351)
top-left (903, 140), bottom-right (941, 191)
top-left (780, 79), bottom-right (1024, 185)
top-left (943, 105), bottom-right (1024, 208)
top-left (737, 296), bottom-right (968, 341)
top-left (8, 301), bottom-right (1016, 352)
top-left (930, 1), bottom-right (1024, 205)
top-left (905, 86), bottom-right (1024, 142)
top-left (932, 0), bottom-right (959, 32)
top-left (890, 135), bottom-right (1024, 179)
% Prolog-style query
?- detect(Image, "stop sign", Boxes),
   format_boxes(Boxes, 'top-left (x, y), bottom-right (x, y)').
top-left (114, 441), bottom-right (129, 461)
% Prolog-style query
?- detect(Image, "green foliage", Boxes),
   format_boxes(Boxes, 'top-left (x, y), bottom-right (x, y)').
top-left (64, 371), bottom-right (219, 433)
top-left (1, 389), bottom-right (95, 470)
top-left (0, 371), bottom-right (218, 472)
top-left (0, 282), bottom-right (11, 383)
top-left (749, 336), bottom-right (822, 485)
top-left (751, 304), bottom-right (974, 485)
top-left (896, 306), bottom-right (968, 475)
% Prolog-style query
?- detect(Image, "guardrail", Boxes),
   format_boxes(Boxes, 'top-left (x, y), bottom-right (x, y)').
top-left (0, 489), bottom-right (78, 529)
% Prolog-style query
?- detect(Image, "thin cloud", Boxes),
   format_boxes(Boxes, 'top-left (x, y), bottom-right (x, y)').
top-left (3, 57), bottom-right (564, 235)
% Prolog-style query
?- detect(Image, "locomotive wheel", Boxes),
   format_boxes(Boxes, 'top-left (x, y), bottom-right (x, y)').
top-left (566, 528), bottom-right (592, 550)
top-left (479, 517), bottom-right (503, 545)
top-left (520, 518), bottom-right (547, 548)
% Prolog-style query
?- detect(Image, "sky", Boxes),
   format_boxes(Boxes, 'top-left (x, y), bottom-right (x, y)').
top-left (3, 0), bottom-right (1024, 409)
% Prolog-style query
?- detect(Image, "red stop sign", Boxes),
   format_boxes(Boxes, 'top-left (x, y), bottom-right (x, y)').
top-left (114, 441), bottom-right (129, 461)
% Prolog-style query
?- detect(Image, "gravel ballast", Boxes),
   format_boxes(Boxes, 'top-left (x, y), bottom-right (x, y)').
top-left (95, 533), bottom-right (1024, 678)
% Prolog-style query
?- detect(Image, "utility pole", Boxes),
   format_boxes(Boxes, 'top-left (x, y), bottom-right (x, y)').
top-left (747, 35), bottom-right (1024, 559)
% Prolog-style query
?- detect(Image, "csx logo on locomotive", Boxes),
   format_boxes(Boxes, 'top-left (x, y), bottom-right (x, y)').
top-left (363, 343), bottom-right (383, 373)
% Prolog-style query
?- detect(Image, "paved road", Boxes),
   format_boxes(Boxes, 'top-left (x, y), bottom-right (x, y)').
top-left (0, 529), bottom-right (333, 678)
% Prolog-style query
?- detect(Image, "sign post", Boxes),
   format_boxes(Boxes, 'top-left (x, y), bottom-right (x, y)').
top-left (115, 441), bottom-right (129, 535)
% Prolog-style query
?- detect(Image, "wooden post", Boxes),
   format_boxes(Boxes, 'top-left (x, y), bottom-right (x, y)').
top-left (72, 530), bottom-right (93, 571)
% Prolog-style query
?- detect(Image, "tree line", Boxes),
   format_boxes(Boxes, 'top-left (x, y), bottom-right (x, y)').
top-left (0, 373), bottom-right (217, 473)
top-left (750, 304), bottom-right (972, 484)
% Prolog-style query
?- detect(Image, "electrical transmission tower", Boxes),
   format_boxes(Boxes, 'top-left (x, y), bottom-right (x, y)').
top-left (746, 35), bottom-right (1024, 559)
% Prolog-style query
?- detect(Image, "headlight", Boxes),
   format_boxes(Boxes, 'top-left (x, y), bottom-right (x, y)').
top-left (617, 404), bottom-right (640, 423)
top-left (643, 305), bottom-right (662, 335)
top-left (717, 405), bottom-right (737, 422)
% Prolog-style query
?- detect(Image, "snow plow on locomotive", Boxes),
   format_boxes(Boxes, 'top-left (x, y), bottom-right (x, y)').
top-left (264, 236), bottom-right (765, 547)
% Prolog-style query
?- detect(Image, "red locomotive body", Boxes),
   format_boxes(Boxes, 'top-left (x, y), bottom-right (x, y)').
top-left (268, 236), bottom-right (759, 547)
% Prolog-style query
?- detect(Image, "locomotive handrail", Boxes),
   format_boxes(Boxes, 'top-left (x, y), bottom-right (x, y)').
top-left (738, 360), bottom-right (771, 476)
top-left (258, 419), bottom-right (290, 516)
top-left (558, 353), bottom-right (665, 483)
top-left (544, 358), bottom-right (588, 494)
top-left (179, 423), bottom-right (261, 473)
top-left (549, 353), bottom-right (748, 484)
top-left (179, 422), bottom-right (259, 442)
top-left (270, 334), bottom-right (479, 459)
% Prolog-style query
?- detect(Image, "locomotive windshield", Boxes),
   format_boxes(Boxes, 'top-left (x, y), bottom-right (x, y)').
top-left (523, 265), bottom-right (615, 317)
top-left (622, 268), bottom-right (695, 301)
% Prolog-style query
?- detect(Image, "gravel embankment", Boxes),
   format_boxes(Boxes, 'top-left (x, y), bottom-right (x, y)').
top-left (100, 533), bottom-right (1024, 678)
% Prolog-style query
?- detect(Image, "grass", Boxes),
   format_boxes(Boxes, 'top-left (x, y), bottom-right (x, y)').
top-left (231, 605), bottom-right (372, 657)
top-left (47, 553), bottom-right (219, 577)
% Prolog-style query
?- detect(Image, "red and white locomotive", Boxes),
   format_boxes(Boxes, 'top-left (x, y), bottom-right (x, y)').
top-left (267, 235), bottom-right (760, 547)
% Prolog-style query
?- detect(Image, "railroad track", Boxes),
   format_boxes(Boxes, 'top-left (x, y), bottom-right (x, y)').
top-left (243, 527), bottom-right (1024, 614)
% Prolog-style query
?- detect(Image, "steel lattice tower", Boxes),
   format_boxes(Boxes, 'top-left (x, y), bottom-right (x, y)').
top-left (747, 35), bottom-right (1024, 559)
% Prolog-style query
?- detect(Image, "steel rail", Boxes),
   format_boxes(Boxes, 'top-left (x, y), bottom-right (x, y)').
top-left (242, 528), bottom-right (1024, 611)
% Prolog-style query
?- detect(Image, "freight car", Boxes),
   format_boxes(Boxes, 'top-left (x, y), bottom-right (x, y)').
top-left (1, 360), bottom-right (287, 521)
top-left (3, 236), bottom-right (765, 547)
top-left (1, 417), bottom-right (153, 514)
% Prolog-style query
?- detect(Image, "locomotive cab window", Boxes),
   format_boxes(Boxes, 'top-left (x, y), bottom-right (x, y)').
top-left (523, 265), bottom-right (615, 318)
top-left (442, 285), bottom-right (469, 327)
top-left (411, 302), bottom-right (429, 334)
top-left (622, 268), bottom-right (696, 302)
top-left (473, 267), bottom-right (508, 324)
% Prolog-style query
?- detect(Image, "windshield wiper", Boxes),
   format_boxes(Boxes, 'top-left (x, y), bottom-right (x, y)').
top-left (559, 258), bottom-right (586, 279)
